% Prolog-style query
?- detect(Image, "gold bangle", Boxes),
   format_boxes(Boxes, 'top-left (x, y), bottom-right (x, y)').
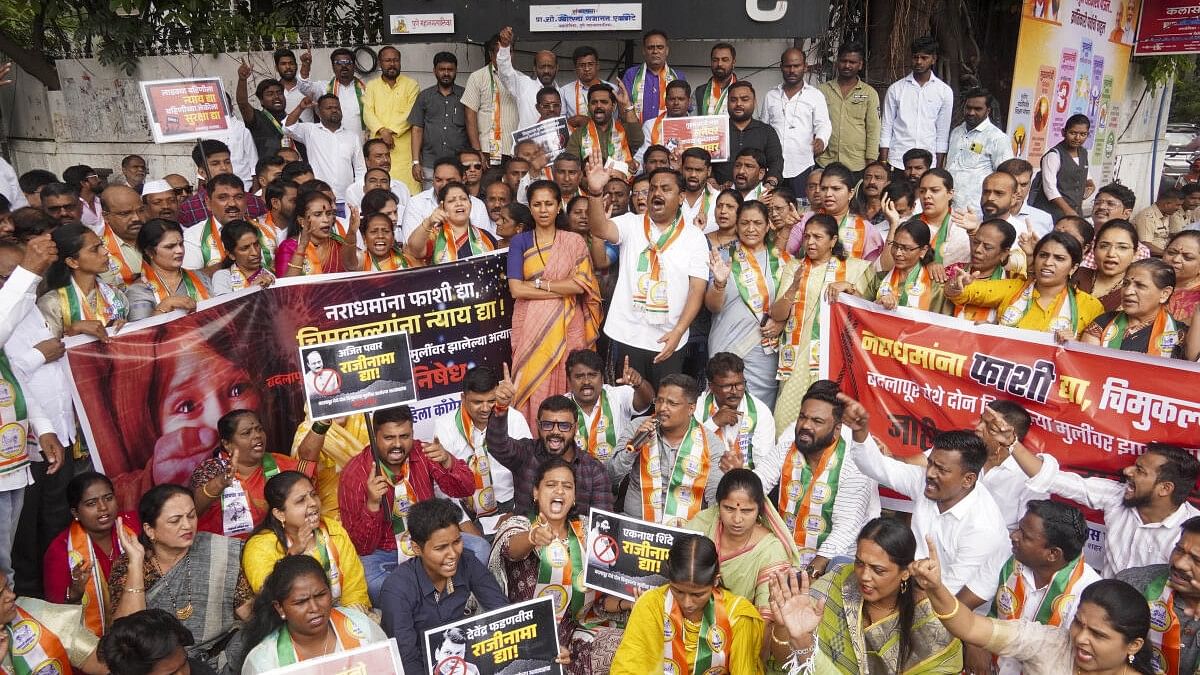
top-left (769, 625), bottom-right (791, 648)
top-left (201, 482), bottom-right (220, 499)
top-left (124, 587), bottom-right (144, 594)
top-left (933, 598), bottom-right (961, 620)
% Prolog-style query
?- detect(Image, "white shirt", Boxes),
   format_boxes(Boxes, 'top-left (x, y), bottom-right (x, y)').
top-left (604, 212), bottom-right (710, 352)
top-left (283, 122), bottom-right (367, 201)
top-left (182, 218), bottom-right (218, 270)
top-left (880, 72), bottom-right (954, 169)
top-left (568, 384), bottom-right (644, 451)
top-left (78, 195), bottom-right (104, 233)
top-left (7, 303), bottom-right (74, 443)
top-left (763, 428), bottom-right (880, 561)
top-left (1026, 453), bottom-right (1200, 577)
top-left (680, 188), bottom-right (718, 233)
top-left (433, 407), bottom-right (531, 505)
top-left (559, 79), bottom-right (617, 120)
top-left (853, 435), bottom-right (1010, 594)
top-left (0, 267), bottom-right (40, 348)
top-left (344, 177), bottom-right (412, 212)
top-left (280, 79), bottom-right (315, 123)
top-left (1014, 200), bottom-right (1055, 237)
top-left (693, 391), bottom-right (778, 483)
top-left (298, 78), bottom-right (365, 140)
top-left (759, 84), bottom-right (832, 177)
top-left (981, 454), bottom-right (1048, 531)
top-left (495, 45), bottom-right (554, 131)
top-left (946, 118), bottom-right (1014, 211)
top-left (0, 156), bottom-right (29, 209)
top-left (209, 116), bottom-right (259, 190)
top-left (398, 188), bottom-right (494, 242)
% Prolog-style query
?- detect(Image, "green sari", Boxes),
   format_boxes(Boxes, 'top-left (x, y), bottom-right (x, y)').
top-left (810, 563), bottom-right (962, 674)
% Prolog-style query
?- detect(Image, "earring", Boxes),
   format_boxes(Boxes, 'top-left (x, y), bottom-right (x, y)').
top-left (1128, 655), bottom-right (1135, 664)
top-left (900, 579), bottom-right (908, 593)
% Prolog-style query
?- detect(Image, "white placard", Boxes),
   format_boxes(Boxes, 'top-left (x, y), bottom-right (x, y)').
top-left (390, 13), bottom-right (455, 35)
top-left (529, 3), bottom-right (642, 32)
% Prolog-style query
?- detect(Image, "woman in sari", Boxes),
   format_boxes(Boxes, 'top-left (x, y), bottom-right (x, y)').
top-left (1081, 258), bottom-right (1186, 358)
top-left (358, 212), bottom-right (417, 271)
top-left (611, 533), bottom-right (765, 675)
top-left (1072, 220), bottom-right (1139, 312)
top-left (866, 219), bottom-right (946, 313)
top-left (126, 219), bottom-right (211, 321)
top-left (707, 200), bottom-right (791, 408)
top-left (1165, 231), bottom-right (1200, 321)
top-left (685, 469), bottom-right (801, 674)
top-left (189, 409), bottom-right (321, 540)
top-left (275, 191), bottom-right (356, 277)
top-left (110, 485), bottom-right (253, 670)
top-left (819, 162), bottom-right (884, 262)
top-left (708, 189), bottom-right (742, 252)
top-left (771, 213), bottom-right (873, 430)
top-left (879, 170), bottom-right (971, 280)
top-left (799, 517), bottom-right (961, 674)
top-left (37, 222), bottom-right (129, 339)
top-left (506, 180), bottom-right (602, 421)
top-left (490, 458), bottom-right (619, 674)
top-left (43, 472), bottom-right (138, 637)
top-left (242, 471), bottom-right (369, 612)
top-left (407, 182), bottom-right (497, 264)
top-left (239, 556), bottom-right (386, 675)
top-left (210, 220), bottom-right (275, 295)
top-left (947, 231), bottom-right (1104, 342)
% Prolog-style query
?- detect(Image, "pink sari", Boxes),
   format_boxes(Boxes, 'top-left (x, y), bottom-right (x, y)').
top-left (1168, 286), bottom-right (1200, 323)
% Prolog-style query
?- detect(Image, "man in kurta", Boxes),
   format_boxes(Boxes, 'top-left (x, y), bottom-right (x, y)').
top-left (362, 46), bottom-right (422, 195)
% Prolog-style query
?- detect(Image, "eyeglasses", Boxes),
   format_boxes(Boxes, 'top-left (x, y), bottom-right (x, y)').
top-left (632, 190), bottom-right (649, 197)
top-left (462, 163), bottom-right (483, 170)
top-left (539, 421), bottom-right (574, 432)
top-left (332, 59), bottom-right (354, 66)
top-left (888, 241), bottom-right (923, 253)
top-left (173, 186), bottom-right (194, 196)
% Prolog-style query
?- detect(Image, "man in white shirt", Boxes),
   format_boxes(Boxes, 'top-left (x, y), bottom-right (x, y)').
top-left (61, 165), bottom-right (103, 232)
top-left (298, 48), bottom-right (366, 139)
top-left (564, 349), bottom-right (653, 462)
top-left (996, 157), bottom-right (1055, 236)
top-left (344, 138), bottom-right (412, 211)
top-left (760, 48), bottom-right (832, 194)
top-left (847, 397), bottom-right (1009, 595)
top-left (274, 48), bottom-right (314, 123)
top-left (680, 148), bottom-right (718, 232)
top-left (1006, 433), bottom-right (1200, 578)
top-left (637, 80), bottom-right (691, 164)
top-left (584, 160), bottom-right (709, 386)
top-left (945, 88), bottom-right (1013, 211)
top-left (209, 108), bottom-right (260, 191)
top-left (560, 46), bottom-right (614, 127)
top-left (0, 156), bottom-right (28, 210)
top-left (283, 95), bottom-right (367, 202)
top-left (398, 157), bottom-right (492, 240)
top-left (880, 36), bottom-right (954, 170)
top-left (182, 173), bottom-right (251, 272)
top-left (495, 26), bottom-right (559, 131)
top-left (693, 353), bottom-right (779, 495)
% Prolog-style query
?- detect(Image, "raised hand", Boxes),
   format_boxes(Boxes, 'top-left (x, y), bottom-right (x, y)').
top-left (298, 95), bottom-right (315, 110)
top-left (614, 79), bottom-right (632, 110)
top-left (718, 448), bottom-right (744, 472)
top-left (0, 62), bottom-right (12, 87)
top-left (116, 520), bottom-right (145, 563)
top-left (908, 535), bottom-right (944, 591)
top-left (881, 194), bottom-right (900, 225)
top-left (583, 152), bottom-right (610, 195)
top-left (528, 518), bottom-right (555, 547)
top-left (300, 47), bottom-right (312, 68)
top-left (835, 392), bottom-right (870, 441)
top-left (495, 363), bottom-right (516, 407)
top-left (427, 207), bottom-right (449, 229)
top-left (944, 268), bottom-right (974, 299)
top-left (980, 406), bottom-right (1017, 449)
top-left (1018, 219), bottom-right (1038, 257)
top-left (615, 356), bottom-right (643, 389)
top-left (767, 569), bottom-right (824, 643)
top-left (365, 462), bottom-right (390, 512)
top-left (422, 437), bottom-right (453, 469)
top-left (499, 26), bottom-right (514, 48)
top-left (708, 249), bottom-right (731, 286)
top-left (21, 233), bottom-right (58, 275)
top-left (237, 58), bottom-right (252, 81)
top-left (950, 207), bottom-right (979, 236)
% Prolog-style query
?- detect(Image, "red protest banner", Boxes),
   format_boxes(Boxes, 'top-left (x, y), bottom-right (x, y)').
top-left (821, 295), bottom-right (1200, 477)
top-left (1134, 0), bottom-right (1200, 56)
top-left (660, 115), bottom-right (731, 162)
top-left (139, 78), bottom-right (230, 143)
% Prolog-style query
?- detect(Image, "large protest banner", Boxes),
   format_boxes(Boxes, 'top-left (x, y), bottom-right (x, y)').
top-left (424, 596), bottom-right (561, 675)
top-left (583, 509), bottom-right (697, 601)
top-left (65, 253), bottom-right (511, 510)
top-left (820, 295), bottom-right (1200, 477)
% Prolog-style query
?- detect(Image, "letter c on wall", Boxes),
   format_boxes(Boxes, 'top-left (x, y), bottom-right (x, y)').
top-left (747, 0), bottom-right (788, 22)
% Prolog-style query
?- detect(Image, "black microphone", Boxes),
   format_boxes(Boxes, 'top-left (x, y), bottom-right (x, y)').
top-left (626, 418), bottom-right (659, 450)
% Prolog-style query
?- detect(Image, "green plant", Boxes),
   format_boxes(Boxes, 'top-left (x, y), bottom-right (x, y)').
top-left (1137, 54), bottom-right (1195, 92)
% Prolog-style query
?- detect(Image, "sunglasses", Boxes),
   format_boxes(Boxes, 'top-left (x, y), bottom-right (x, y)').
top-left (462, 163), bottom-right (483, 170)
top-left (538, 421), bottom-right (574, 432)
top-left (174, 186), bottom-right (194, 196)
top-left (333, 59), bottom-right (354, 66)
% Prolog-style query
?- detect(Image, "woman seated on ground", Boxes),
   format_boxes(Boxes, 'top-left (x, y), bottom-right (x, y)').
top-left (946, 231), bottom-right (1104, 342)
top-left (189, 409), bottom-right (322, 540)
top-left (211, 220), bottom-right (276, 295)
top-left (239, 556), bottom-right (386, 675)
top-left (1081, 258), bottom-right (1186, 358)
top-left (43, 472), bottom-right (139, 636)
top-left (242, 471), bottom-right (369, 612)
top-left (865, 219), bottom-right (946, 313)
top-left (685, 469), bottom-right (800, 673)
top-left (407, 181), bottom-right (496, 265)
top-left (127, 219), bottom-right (210, 321)
top-left (490, 458), bottom-right (617, 674)
top-left (109, 485), bottom-right (253, 671)
top-left (0, 576), bottom-right (104, 674)
top-left (766, 518), bottom-right (961, 674)
top-left (99, 608), bottom-right (218, 675)
top-left (611, 533), bottom-right (765, 675)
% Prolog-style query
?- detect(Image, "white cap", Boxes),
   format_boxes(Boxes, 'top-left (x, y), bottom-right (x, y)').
top-left (141, 179), bottom-right (173, 197)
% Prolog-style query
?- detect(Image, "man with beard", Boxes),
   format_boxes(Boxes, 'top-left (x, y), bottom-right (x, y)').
top-left (344, 139), bottom-right (412, 211)
top-left (946, 88), bottom-right (1012, 211)
top-left (284, 94), bottom-right (366, 202)
top-left (712, 81), bottom-right (782, 187)
top-left (236, 60), bottom-right (300, 161)
top-left (1117, 517), bottom-right (1200, 675)
top-left (610, 374), bottom-right (725, 526)
top-left (551, 152), bottom-right (584, 202)
top-left (486, 365), bottom-right (613, 517)
top-left (902, 148), bottom-right (932, 187)
top-left (637, 80), bottom-right (690, 164)
top-left (731, 148), bottom-right (769, 201)
top-left (980, 171), bottom-right (1020, 222)
top-left (817, 42), bottom-right (880, 176)
top-left (337, 405), bottom-right (475, 603)
top-left (680, 148), bottom-right (717, 232)
top-left (563, 349), bottom-right (653, 461)
top-left (996, 157), bottom-right (1054, 236)
top-left (495, 26), bottom-right (559, 130)
top-left (695, 43), bottom-right (737, 117)
top-left (178, 139), bottom-right (268, 224)
top-left (850, 394), bottom-right (1008, 594)
top-left (767, 380), bottom-right (877, 577)
top-left (585, 161), bottom-right (709, 383)
top-left (182, 173), bottom-right (276, 274)
top-left (880, 36), bottom-right (954, 170)
top-left (1005, 427), bottom-right (1200, 577)
top-left (263, 178), bottom-right (298, 242)
top-left (298, 47), bottom-right (367, 139)
top-left (641, 145), bottom-right (672, 173)
top-left (409, 52), bottom-right (467, 193)
top-left (273, 48), bottom-right (313, 123)
top-left (363, 46), bottom-right (420, 194)
top-left (457, 148), bottom-right (485, 198)
top-left (761, 48), bottom-right (832, 196)
top-left (502, 157), bottom-right (529, 198)
top-left (112, 154), bottom-right (147, 194)
top-left (140, 179), bottom-right (179, 223)
top-left (40, 183), bottom-right (82, 227)
top-left (97, 185), bottom-right (146, 289)
top-left (693, 353), bottom-right (780, 490)
top-left (62, 165), bottom-right (103, 232)
top-left (564, 83), bottom-right (644, 171)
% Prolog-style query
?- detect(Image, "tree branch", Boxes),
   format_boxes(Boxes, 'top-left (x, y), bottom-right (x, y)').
top-left (0, 27), bottom-right (61, 90)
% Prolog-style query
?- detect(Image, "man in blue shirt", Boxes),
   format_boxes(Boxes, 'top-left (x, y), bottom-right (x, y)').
top-left (379, 498), bottom-right (508, 674)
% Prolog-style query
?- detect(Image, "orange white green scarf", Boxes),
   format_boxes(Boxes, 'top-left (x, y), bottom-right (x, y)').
top-left (639, 418), bottom-right (710, 527)
top-left (663, 586), bottom-right (734, 675)
top-left (581, 120), bottom-right (633, 165)
top-left (633, 212), bottom-right (685, 325)
top-left (1101, 307), bottom-right (1181, 358)
top-left (778, 258), bottom-right (846, 380)
top-left (778, 437), bottom-right (846, 558)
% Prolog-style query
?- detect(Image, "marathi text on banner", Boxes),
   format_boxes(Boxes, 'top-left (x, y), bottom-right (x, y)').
top-left (660, 115), bottom-right (732, 162)
top-left (583, 508), bottom-right (698, 601)
top-left (139, 78), bottom-right (230, 143)
top-left (423, 596), bottom-right (562, 675)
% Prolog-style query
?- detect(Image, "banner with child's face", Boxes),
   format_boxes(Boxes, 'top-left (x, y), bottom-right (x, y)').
top-left (66, 252), bottom-right (512, 510)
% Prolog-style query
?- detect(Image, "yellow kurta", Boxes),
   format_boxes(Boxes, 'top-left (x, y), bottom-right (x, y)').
top-left (953, 278), bottom-right (1104, 336)
top-left (241, 518), bottom-right (370, 613)
top-left (291, 415), bottom-right (370, 520)
top-left (362, 76), bottom-right (421, 195)
top-left (611, 585), bottom-right (765, 675)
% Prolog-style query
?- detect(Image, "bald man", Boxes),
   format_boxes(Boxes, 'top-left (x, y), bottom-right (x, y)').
top-left (495, 26), bottom-right (560, 130)
top-left (99, 185), bottom-right (146, 288)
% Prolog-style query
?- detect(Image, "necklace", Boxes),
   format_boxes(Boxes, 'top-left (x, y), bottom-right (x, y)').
top-left (534, 229), bottom-right (555, 269)
top-left (294, 627), bottom-right (335, 660)
top-left (151, 552), bottom-right (194, 620)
